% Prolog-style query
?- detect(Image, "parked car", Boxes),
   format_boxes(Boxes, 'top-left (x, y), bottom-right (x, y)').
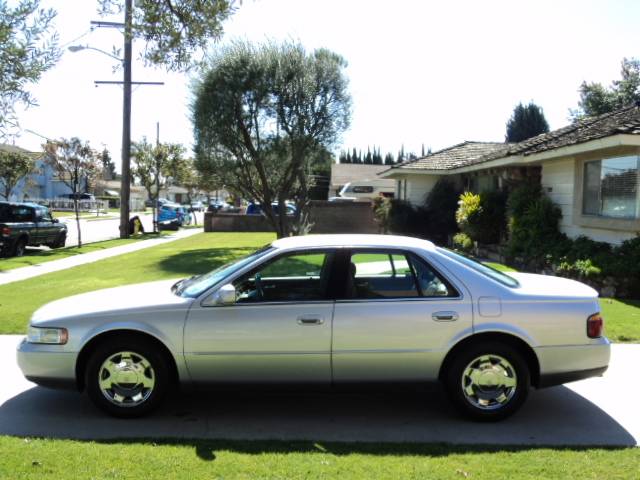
top-left (246, 202), bottom-right (296, 216)
top-left (17, 234), bottom-right (610, 419)
top-left (62, 193), bottom-right (95, 201)
top-left (207, 201), bottom-right (229, 213)
top-left (157, 203), bottom-right (184, 225)
top-left (190, 201), bottom-right (204, 212)
top-left (1, 202), bottom-right (67, 257)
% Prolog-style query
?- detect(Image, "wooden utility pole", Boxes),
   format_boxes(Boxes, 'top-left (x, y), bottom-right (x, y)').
top-left (119, 0), bottom-right (133, 238)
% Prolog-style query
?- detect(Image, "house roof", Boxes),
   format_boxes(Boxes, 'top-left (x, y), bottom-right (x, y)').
top-left (0, 144), bottom-right (43, 158)
top-left (381, 103), bottom-right (640, 175)
top-left (385, 141), bottom-right (509, 172)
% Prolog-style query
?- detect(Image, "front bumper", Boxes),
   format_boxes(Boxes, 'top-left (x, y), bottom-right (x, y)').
top-left (535, 337), bottom-right (611, 388)
top-left (16, 338), bottom-right (78, 390)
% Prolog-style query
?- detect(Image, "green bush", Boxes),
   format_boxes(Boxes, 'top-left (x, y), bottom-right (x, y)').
top-left (453, 232), bottom-right (473, 252)
top-left (506, 185), bottom-right (565, 270)
top-left (423, 179), bottom-right (460, 244)
top-left (455, 191), bottom-right (506, 245)
top-left (372, 199), bottom-right (430, 238)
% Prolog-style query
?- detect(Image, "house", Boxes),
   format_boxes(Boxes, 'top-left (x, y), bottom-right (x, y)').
top-left (379, 104), bottom-right (640, 244)
top-left (0, 144), bottom-right (79, 201)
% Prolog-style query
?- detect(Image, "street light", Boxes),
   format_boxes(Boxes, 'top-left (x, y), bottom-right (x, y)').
top-left (67, 45), bottom-right (122, 63)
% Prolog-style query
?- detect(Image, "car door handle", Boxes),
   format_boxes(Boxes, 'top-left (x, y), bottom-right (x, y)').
top-left (297, 316), bottom-right (324, 326)
top-left (432, 311), bottom-right (459, 322)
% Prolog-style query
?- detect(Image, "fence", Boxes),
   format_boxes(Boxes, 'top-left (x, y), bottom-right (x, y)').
top-left (26, 197), bottom-right (146, 212)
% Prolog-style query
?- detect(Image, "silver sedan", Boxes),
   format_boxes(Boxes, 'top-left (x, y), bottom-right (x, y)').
top-left (17, 234), bottom-right (610, 420)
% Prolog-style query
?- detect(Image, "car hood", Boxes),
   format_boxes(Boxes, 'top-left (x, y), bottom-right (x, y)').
top-left (508, 272), bottom-right (598, 298)
top-left (31, 279), bottom-right (192, 324)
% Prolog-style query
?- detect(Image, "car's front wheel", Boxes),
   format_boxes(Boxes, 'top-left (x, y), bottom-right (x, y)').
top-left (85, 338), bottom-right (171, 417)
top-left (444, 342), bottom-right (529, 421)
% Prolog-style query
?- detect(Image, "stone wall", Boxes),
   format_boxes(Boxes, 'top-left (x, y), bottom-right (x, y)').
top-left (204, 201), bottom-right (379, 234)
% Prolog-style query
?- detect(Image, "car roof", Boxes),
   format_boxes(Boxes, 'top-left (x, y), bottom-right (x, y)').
top-left (271, 234), bottom-right (435, 251)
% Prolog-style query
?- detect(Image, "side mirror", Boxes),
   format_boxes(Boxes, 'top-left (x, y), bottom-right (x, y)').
top-left (212, 283), bottom-right (236, 306)
top-left (52, 218), bottom-right (59, 223)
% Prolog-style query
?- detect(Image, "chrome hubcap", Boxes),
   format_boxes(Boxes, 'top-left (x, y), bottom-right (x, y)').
top-left (461, 354), bottom-right (517, 410)
top-left (98, 351), bottom-right (155, 407)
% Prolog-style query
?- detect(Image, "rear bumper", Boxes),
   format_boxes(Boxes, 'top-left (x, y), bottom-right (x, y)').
top-left (534, 337), bottom-right (611, 388)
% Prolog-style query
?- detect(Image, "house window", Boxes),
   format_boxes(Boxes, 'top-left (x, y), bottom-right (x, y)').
top-left (582, 156), bottom-right (640, 219)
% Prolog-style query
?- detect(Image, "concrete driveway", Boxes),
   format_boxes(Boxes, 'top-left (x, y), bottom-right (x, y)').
top-left (1, 335), bottom-right (638, 446)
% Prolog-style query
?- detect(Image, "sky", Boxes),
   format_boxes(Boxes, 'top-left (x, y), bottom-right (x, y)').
top-left (12, 0), bottom-right (640, 165)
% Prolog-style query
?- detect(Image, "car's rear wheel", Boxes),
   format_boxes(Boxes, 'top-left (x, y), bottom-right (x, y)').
top-left (12, 237), bottom-right (27, 257)
top-left (85, 338), bottom-right (170, 418)
top-left (444, 342), bottom-right (529, 421)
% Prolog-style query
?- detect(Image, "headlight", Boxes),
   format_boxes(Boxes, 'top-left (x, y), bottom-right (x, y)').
top-left (27, 326), bottom-right (68, 345)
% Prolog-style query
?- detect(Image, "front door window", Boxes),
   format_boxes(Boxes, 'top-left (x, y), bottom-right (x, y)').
top-left (234, 251), bottom-right (333, 303)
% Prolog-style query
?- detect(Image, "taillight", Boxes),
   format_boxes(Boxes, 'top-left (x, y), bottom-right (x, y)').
top-left (1, 226), bottom-right (10, 236)
top-left (587, 313), bottom-right (604, 338)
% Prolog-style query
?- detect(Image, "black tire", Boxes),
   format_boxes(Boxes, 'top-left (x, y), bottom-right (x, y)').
top-left (12, 237), bottom-right (27, 257)
top-left (48, 232), bottom-right (66, 249)
top-left (84, 337), bottom-right (171, 418)
top-left (444, 342), bottom-right (530, 422)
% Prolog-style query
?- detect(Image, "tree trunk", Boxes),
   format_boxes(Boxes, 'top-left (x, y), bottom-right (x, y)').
top-left (74, 198), bottom-right (82, 247)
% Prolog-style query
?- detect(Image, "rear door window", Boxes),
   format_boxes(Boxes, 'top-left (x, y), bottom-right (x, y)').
top-left (347, 251), bottom-right (458, 299)
top-left (10, 206), bottom-right (33, 222)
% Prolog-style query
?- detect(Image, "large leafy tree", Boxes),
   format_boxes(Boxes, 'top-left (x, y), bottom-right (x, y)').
top-left (98, 0), bottom-right (236, 72)
top-left (0, 148), bottom-right (35, 200)
top-left (131, 138), bottom-right (185, 231)
top-left (44, 138), bottom-right (101, 247)
top-left (571, 58), bottom-right (640, 120)
top-left (505, 102), bottom-right (550, 143)
top-left (192, 41), bottom-right (351, 237)
top-left (0, 0), bottom-right (60, 137)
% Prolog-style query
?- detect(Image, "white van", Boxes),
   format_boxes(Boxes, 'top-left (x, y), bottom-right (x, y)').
top-left (332, 180), bottom-right (395, 202)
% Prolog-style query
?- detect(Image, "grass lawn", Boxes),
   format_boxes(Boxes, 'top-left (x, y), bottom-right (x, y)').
top-left (0, 437), bottom-right (638, 479)
top-left (0, 232), bottom-right (274, 333)
top-left (600, 299), bottom-right (640, 342)
top-left (0, 236), bottom-right (156, 273)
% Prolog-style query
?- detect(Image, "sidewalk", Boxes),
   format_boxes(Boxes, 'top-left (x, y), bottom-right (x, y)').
top-left (0, 227), bottom-right (203, 286)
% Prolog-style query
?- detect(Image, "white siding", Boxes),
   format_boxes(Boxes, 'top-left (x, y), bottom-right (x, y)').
top-left (541, 159), bottom-right (637, 244)
top-left (406, 175), bottom-right (440, 206)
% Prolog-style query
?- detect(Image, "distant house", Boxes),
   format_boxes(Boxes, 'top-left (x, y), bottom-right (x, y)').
top-left (0, 144), bottom-right (79, 201)
top-left (379, 104), bottom-right (640, 244)
top-left (330, 163), bottom-right (395, 197)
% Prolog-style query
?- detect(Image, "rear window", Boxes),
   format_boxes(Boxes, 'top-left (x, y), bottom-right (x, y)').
top-left (0, 204), bottom-right (33, 222)
top-left (437, 248), bottom-right (520, 288)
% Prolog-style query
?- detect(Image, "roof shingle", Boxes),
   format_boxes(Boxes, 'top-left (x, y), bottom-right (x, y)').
top-left (386, 103), bottom-right (640, 173)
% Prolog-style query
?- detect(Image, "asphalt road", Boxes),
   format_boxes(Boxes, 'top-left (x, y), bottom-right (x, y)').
top-left (60, 212), bottom-right (204, 247)
top-left (1, 336), bottom-right (637, 446)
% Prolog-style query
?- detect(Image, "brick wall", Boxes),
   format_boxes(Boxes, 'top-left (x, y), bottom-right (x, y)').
top-left (204, 201), bottom-right (379, 234)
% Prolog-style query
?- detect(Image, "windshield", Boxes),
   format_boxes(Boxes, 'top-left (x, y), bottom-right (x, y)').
top-left (436, 248), bottom-right (520, 288)
top-left (174, 245), bottom-right (275, 298)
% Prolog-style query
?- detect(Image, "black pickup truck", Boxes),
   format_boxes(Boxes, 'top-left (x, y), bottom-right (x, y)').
top-left (0, 202), bottom-right (67, 257)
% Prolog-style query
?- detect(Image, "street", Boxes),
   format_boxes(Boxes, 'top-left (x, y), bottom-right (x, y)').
top-left (0, 337), bottom-right (637, 446)
top-left (60, 211), bottom-right (205, 247)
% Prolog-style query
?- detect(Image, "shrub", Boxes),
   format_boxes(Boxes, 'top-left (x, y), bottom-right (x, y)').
top-left (372, 196), bottom-right (392, 233)
top-left (373, 199), bottom-right (431, 238)
top-left (456, 191), bottom-right (506, 245)
top-left (423, 179), bottom-right (460, 244)
top-left (453, 232), bottom-right (473, 252)
top-left (556, 258), bottom-right (602, 280)
top-left (506, 186), bottom-right (565, 270)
